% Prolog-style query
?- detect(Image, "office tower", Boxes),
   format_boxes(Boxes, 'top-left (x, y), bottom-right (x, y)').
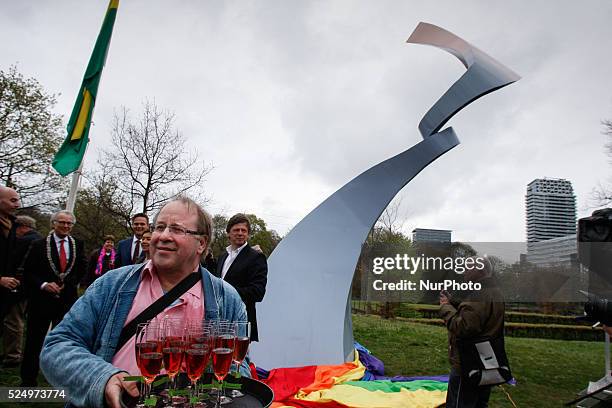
top-left (525, 178), bottom-right (577, 265)
top-left (412, 228), bottom-right (452, 244)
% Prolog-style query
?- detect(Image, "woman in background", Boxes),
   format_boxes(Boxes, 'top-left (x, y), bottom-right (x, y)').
top-left (82, 235), bottom-right (117, 288)
top-left (137, 230), bottom-right (152, 263)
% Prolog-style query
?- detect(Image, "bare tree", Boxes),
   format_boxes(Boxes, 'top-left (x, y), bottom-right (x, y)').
top-left (592, 119), bottom-right (612, 206)
top-left (100, 101), bottom-right (212, 216)
top-left (85, 161), bottom-right (135, 229)
top-left (0, 65), bottom-right (67, 208)
top-left (368, 197), bottom-right (410, 243)
top-left (377, 198), bottom-right (405, 236)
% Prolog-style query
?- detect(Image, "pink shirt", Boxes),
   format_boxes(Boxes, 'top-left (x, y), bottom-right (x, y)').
top-left (111, 261), bottom-right (204, 375)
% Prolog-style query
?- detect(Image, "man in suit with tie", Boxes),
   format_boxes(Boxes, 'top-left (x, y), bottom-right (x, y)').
top-left (20, 210), bottom-right (86, 386)
top-left (117, 213), bottom-right (149, 266)
top-left (216, 213), bottom-right (268, 341)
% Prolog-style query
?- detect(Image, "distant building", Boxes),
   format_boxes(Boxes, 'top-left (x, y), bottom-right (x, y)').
top-left (525, 178), bottom-right (577, 266)
top-left (526, 234), bottom-right (577, 266)
top-left (412, 228), bottom-right (452, 244)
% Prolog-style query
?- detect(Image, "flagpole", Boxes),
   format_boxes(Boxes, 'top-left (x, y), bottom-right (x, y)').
top-left (65, 138), bottom-right (90, 213)
top-left (65, 162), bottom-right (83, 213)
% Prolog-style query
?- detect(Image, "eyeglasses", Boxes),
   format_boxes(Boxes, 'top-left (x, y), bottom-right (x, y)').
top-left (153, 223), bottom-right (204, 237)
top-left (54, 221), bottom-right (74, 226)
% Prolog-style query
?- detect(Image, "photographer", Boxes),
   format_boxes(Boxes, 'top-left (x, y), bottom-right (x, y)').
top-left (439, 257), bottom-right (505, 408)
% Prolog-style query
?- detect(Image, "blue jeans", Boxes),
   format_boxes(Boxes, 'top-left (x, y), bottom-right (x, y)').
top-left (446, 368), bottom-right (492, 408)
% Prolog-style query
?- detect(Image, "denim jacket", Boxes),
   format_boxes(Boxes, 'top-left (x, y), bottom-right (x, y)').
top-left (40, 264), bottom-right (249, 408)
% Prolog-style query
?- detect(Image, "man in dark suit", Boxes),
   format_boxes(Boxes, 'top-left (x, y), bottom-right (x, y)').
top-left (20, 210), bottom-right (86, 386)
top-left (215, 214), bottom-right (268, 341)
top-left (116, 213), bottom-right (149, 266)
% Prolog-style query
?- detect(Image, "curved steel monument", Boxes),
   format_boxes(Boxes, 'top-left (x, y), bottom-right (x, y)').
top-left (251, 22), bottom-right (520, 368)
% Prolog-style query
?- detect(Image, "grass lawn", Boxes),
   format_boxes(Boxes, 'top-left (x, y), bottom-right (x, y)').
top-left (1, 314), bottom-right (603, 407)
top-left (353, 314), bottom-right (604, 407)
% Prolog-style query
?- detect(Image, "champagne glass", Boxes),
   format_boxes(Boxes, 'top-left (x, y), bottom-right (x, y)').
top-left (230, 321), bottom-right (250, 398)
top-left (212, 323), bottom-right (236, 407)
top-left (11, 272), bottom-right (22, 293)
top-left (185, 345), bottom-right (210, 406)
top-left (137, 322), bottom-right (163, 403)
top-left (134, 322), bottom-right (152, 408)
top-left (186, 323), bottom-right (212, 406)
top-left (205, 320), bottom-right (223, 398)
top-left (162, 318), bottom-right (185, 407)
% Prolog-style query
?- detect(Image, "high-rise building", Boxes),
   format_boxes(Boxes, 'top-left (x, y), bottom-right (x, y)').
top-left (525, 178), bottom-right (577, 265)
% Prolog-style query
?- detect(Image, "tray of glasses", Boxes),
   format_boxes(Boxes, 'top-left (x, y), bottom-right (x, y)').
top-left (122, 372), bottom-right (274, 408)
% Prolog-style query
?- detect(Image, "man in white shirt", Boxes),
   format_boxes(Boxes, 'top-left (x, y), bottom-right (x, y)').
top-left (215, 213), bottom-right (268, 341)
top-left (117, 213), bottom-right (149, 266)
top-left (20, 210), bottom-right (86, 386)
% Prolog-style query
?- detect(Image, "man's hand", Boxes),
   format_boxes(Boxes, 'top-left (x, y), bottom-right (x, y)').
top-left (0, 276), bottom-right (20, 290)
top-left (42, 282), bottom-right (63, 294)
top-left (104, 372), bottom-right (140, 408)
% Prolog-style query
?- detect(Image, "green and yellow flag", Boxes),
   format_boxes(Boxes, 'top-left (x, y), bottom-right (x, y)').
top-left (52, 0), bottom-right (119, 176)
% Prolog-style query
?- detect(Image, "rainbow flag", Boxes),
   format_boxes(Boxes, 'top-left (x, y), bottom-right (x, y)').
top-left (259, 345), bottom-right (448, 408)
top-left (52, 0), bottom-right (119, 176)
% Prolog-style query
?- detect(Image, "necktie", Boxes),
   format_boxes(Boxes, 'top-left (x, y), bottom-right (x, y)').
top-left (59, 239), bottom-right (67, 272)
top-left (132, 239), bottom-right (141, 264)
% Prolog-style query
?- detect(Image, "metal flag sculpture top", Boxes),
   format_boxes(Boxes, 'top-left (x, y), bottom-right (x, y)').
top-left (251, 22), bottom-right (520, 368)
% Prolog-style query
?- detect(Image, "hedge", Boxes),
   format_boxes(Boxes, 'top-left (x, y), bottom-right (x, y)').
top-left (396, 317), bottom-right (603, 342)
top-left (353, 302), bottom-right (590, 327)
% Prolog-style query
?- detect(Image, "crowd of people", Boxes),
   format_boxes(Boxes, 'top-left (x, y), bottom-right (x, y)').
top-left (0, 186), bottom-right (268, 407)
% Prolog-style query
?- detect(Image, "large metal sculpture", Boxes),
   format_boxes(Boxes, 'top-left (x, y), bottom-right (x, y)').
top-left (251, 22), bottom-right (520, 368)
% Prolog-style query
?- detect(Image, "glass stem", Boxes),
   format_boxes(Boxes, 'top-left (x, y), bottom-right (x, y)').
top-left (192, 380), bottom-right (197, 407)
top-left (167, 375), bottom-right (174, 405)
top-left (138, 381), bottom-right (145, 406)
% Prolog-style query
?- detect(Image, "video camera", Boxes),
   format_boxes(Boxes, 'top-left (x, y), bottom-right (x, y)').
top-left (581, 291), bottom-right (612, 326)
top-left (578, 209), bottom-right (612, 326)
top-left (578, 208), bottom-right (612, 276)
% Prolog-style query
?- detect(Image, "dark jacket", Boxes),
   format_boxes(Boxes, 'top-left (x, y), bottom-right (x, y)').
top-left (23, 235), bottom-right (86, 311)
top-left (439, 277), bottom-right (505, 371)
top-left (215, 245), bottom-right (268, 341)
top-left (6, 229), bottom-right (43, 301)
top-left (0, 215), bottom-right (19, 316)
top-left (0, 214), bottom-right (18, 277)
top-left (14, 229), bottom-right (44, 269)
top-left (117, 236), bottom-right (137, 267)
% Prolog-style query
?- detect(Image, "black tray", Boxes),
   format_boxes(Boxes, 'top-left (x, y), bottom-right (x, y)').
top-left (122, 373), bottom-right (273, 407)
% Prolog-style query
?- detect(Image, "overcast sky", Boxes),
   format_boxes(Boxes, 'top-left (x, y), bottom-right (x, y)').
top-left (2, 0), bottom-right (611, 242)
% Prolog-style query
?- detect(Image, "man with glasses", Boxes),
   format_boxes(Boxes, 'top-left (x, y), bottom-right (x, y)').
top-left (40, 196), bottom-right (248, 408)
top-left (20, 210), bottom-right (86, 386)
top-left (117, 213), bottom-right (150, 266)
